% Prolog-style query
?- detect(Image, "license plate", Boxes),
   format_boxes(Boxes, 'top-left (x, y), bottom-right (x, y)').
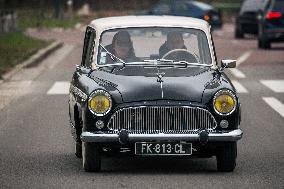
top-left (135, 142), bottom-right (192, 155)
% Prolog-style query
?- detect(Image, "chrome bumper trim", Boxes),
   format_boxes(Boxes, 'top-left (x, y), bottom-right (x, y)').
top-left (81, 129), bottom-right (243, 143)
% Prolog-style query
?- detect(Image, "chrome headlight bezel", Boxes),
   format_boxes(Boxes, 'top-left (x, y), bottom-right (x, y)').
top-left (213, 89), bottom-right (237, 116)
top-left (88, 89), bottom-right (112, 116)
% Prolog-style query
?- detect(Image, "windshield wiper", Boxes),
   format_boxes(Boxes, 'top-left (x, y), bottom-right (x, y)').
top-left (143, 59), bottom-right (211, 68)
top-left (144, 59), bottom-right (174, 64)
top-left (99, 44), bottom-right (125, 64)
top-left (175, 60), bottom-right (212, 68)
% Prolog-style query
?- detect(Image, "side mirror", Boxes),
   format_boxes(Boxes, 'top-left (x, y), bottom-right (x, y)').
top-left (76, 64), bottom-right (91, 74)
top-left (257, 9), bottom-right (264, 20)
top-left (221, 59), bottom-right (236, 69)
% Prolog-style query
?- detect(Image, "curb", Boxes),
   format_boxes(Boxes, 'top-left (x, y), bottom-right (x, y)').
top-left (1, 41), bottom-right (63, 81)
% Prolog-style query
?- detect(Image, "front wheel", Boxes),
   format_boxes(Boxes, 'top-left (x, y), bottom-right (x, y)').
top-left (75, 141), bottom-right (82, 158)
top-left (82, 142), bottom-right (101, 172)
top-left (216, 142), bottom-right (237, 172)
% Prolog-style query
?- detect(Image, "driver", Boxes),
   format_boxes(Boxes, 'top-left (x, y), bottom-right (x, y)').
top-left (105, 30), bottom-right (140, 63)
top-left (159, 31), bottom-right (187, 58)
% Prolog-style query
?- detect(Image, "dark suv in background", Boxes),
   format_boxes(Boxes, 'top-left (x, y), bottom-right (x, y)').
top-left (139, 0), bottom-right (223, 29)
top-left (235, 0), bottom-right (267, 38)
top-left (258, 0), bottom-right (284, 49)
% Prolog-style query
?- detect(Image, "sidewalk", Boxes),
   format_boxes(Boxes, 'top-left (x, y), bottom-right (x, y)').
top-left (25, 26), bottom-right (86, 46)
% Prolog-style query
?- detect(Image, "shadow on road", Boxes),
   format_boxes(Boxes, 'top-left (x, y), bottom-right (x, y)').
top-left (98, 156), bottom-right (218, 174)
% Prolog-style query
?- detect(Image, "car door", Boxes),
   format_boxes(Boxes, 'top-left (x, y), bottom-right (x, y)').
top-left (69, 26), bottom-right (96, 127)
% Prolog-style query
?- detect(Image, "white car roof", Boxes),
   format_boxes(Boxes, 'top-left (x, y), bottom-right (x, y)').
top-left (89, 16), bottom-right (211, 33)
top-left (89, 16), bottom-right (217, 69)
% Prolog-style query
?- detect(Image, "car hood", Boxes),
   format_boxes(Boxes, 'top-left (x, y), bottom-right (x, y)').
top-left (90, 68), bottom-right (215, 103)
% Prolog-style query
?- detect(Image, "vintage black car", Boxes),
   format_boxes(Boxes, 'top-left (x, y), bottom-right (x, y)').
top-left (69, 16), bottom-right (243, 172)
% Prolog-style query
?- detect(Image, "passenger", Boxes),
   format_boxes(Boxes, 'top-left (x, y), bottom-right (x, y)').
top-left (105, 31), bottom-right (140, 63)
top-left (159, 31), bottom-right (187, 58)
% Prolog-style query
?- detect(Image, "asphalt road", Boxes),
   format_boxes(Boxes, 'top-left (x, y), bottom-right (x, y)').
top-left (0, 24), bottom-right (283, 189)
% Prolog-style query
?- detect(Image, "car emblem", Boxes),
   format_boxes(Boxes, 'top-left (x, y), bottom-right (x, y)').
top-left (156, 72), bottom-right (165, 98)
top-left (156, 72), bottom-right (165, 83)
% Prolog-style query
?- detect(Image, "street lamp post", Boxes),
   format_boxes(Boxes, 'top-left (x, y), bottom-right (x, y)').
top-left (67, 0), bottom-right (73, 19)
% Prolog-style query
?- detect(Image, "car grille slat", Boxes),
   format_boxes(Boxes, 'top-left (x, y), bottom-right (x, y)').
top-left (108, 106), bottom-right (217, 134)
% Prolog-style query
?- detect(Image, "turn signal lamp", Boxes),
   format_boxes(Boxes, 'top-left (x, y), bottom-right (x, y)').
top-left (88, 90), bottom-right (112, 116)
top-left (204, 15), bottom-right (210, 21)
top-left (213, 90), bottom-right (236, 116)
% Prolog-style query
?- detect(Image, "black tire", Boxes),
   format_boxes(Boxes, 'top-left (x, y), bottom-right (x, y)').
top-left (82, 142), bottom-right (101, 172)
top-left (258, 36), bottom-right (271, 49)
top-left (235, 25), bottom-right (244, 39)
top-left (216, 142), bottom-right (237, 172)
top-left (75, 141), bottom-right (82, 158)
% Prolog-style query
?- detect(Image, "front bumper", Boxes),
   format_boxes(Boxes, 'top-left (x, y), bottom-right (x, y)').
top-left (81, 129), bottom-right (243, 143)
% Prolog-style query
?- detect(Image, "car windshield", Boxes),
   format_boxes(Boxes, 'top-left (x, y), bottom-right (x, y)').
top-left (97, 27), bottom-right (212, 66)
top-left (240, 0), bottom-right (267, 12)
top-left (273, 0), bottom-right (284, 12)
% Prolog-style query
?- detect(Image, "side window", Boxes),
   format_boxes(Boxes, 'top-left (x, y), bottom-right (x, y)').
top-left (174, 3), bottom-right (188, 13)
top-left (272, 0), bottom-right (284, 12)
top-left (241, 0), bottom-right (268, 13)
top-left (173, 3), bottom-right (202, 17)
top-left (81, 27), bottom-right (96, 68)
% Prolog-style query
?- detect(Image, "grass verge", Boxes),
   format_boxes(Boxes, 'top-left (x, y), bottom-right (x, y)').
top-left (0, 32), bottom-right (49, 77)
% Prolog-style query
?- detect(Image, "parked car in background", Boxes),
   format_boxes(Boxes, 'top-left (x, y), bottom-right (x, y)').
top-left (138, 0), bottom-right (223, 29)
top-left (69, 16), bottom-right (243, 172)
top-left (258, 0), bottom-right (284, 49)
top-left (235, 0), bottom-right (269, 38)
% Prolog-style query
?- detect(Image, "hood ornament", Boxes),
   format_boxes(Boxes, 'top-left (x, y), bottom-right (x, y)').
top-left (156, 72), bottom-right (165, 83)
top-left (156, 72), bottom-right (165, 99)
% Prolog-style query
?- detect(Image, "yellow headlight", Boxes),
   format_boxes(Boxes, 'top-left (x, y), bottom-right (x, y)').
top-left (213, 90), bottom-right (236, 115)
top-left (88, 90), bottom-right (112, 116)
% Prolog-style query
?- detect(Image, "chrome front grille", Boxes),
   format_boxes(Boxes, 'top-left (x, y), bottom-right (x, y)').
top-left (107, 106), bottom-right (217, 133)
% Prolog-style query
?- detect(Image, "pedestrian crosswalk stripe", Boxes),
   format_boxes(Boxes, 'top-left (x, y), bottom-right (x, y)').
top-left (47, 82), bottom-right (70, 95)
top-left (229, 69), bottom-right (246, 78)
top-left (232, 80), bottom-right (248, 93)
top-left (260, 80), bottom-right (284, 93)
top-left (237, 51), bottom-right (252, 67)
top-left (47, 45), bottom-right (75, 69)
top-left (263, 97), bottom-right (284, 118)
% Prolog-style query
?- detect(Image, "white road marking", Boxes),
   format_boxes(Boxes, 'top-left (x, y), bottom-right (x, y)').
top-left (237, 51), bottom-right (252, 67)
top-left (231, 80), bottom-right (248, 93)
top-left (75, 23), bottom-right (81, 29)
top-left (232, 40), bottom-right (239, 45)
top-left (228, 51), bottom-right (252, 78)
top-left (214, 31), bottom-right (224, 37)
top-left (46, 45), bottom-right (75, 69)
top-left (263, 97), bottom-right (284, 118)
top-left (0, 80), bottom-right (32, 110)
top-left (47, 81), bottom-right (70, 95)
top-left (80, 27), bottom-right (86, 32)
top-left (229, 69), bottom-right (246, 78)
top-left (260, 80), bottom-right (284, 93)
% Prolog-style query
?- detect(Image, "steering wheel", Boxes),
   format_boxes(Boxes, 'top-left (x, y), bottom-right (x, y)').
top-left (162, 49), bottom-right (200, 63)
